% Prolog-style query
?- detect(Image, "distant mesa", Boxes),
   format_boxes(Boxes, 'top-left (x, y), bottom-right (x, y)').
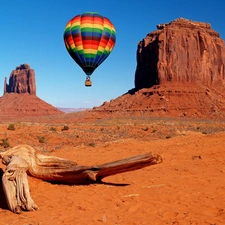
top-left (58, 108), bottom-right (88, 113)
top-left (93, 18), bottom-right (225, 119)
top-left (0, 63), bottom-right (63, 119)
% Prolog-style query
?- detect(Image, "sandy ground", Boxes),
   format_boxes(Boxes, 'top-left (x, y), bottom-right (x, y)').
top-left (0, 117), bottom-right (225, 225)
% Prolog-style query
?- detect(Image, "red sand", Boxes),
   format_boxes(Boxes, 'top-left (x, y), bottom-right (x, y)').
top-left (0, 117), bottom-right (225, 225)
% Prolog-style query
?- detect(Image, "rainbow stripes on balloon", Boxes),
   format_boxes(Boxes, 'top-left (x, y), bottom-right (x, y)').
top-left (64, 12), bottom-right (116, 76)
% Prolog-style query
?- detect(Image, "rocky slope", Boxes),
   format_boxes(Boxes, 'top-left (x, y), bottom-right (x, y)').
top-left (93, 18), bottom-right (225, 119)
top-left (0, 93), bottom-right (63, 120)
top-left (93, 83), bottom-right (225, 118)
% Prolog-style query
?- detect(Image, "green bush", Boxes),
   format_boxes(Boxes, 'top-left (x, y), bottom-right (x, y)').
top-left (7, 124), bottom-right (15, 131)
top-left (0, 138), bottom-right (10, 148)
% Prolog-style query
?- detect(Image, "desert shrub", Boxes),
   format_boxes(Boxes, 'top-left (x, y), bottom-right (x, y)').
top-left (38, 136), bottom-right (46, 143)
top-left (61, 125), bottom-right (69, 131)
top-left (142, 127), bottom-right (149, 131)
top-left (152, 129), bottom-right (157, 133)
top-left (88, 142), bottom-right (96, 147)
top-left (0, 138), bottom-right (10, 148)
top-left (50, 127), bottom-right (57, 132)
top-left (7, 124), bottom-right (15, 131)
top-left (166, 135), bottom-right (172, 139)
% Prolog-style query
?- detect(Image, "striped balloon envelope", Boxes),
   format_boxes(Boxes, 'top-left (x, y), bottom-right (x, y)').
top-left (63, 12), bottom-right (116, 86)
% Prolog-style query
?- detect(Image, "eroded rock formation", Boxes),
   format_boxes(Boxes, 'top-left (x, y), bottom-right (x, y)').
top-left (4, 64), bottom-right (36, 95)
top-left (92, 18), bottom-right (225, 119)
top-left (0, 64), bottom-right (63, 118)
top-left (135, 18), bottom-right (225, 89)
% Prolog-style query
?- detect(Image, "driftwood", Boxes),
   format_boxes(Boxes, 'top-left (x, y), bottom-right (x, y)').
top-left (0, 144), bottom-right (162, 213)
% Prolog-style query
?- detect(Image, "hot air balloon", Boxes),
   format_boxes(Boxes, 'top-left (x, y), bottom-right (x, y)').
top-left (63, 12), bottom-right (116, 86)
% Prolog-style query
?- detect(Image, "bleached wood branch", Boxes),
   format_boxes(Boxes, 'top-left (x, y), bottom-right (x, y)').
top-left (0, 145), bottom-right (162, 213)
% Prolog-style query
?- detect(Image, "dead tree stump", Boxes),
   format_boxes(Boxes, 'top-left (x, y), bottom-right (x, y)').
top-left (0, 145), bottom-right (162, 213)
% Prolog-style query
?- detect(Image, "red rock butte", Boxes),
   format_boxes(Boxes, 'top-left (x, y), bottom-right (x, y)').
top-left (135, 18), bottom-right (225, 88)
top-left (4, 63), bottom-right (36, 95)
top-left (0, 64), bottom-right (63, 120)
top-left (93, 18), bottom-right (225, 119)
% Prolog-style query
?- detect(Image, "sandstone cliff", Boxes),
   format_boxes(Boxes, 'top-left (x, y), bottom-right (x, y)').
top-left (4, 64), bottom-right (36, 95)
top-left (135, 18), bottom-right (225, 89)
top-left (93, 18), bottom-right (225, 119)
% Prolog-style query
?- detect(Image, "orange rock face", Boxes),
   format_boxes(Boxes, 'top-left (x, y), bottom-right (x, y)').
top-left (135, 18), bottom-right (225, 88)
top-left (4, 64), bottom-right (36, 95)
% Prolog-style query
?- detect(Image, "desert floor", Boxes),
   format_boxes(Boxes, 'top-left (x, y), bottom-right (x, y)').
top-left (0, 116), bottom-right (225, 225)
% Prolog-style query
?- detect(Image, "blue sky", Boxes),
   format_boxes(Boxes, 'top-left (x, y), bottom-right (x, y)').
top-left (0, 0), bottom-right (224, 108)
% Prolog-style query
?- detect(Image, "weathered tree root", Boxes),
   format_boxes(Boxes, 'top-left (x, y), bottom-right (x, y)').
top-left (0, 145), bottom-right (162, 213)
top-left (2, 155), bottom-right (38, 213)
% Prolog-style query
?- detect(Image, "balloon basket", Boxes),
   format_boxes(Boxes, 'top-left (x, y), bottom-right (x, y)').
top-left (85, 79), bottom-right (92, 87)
